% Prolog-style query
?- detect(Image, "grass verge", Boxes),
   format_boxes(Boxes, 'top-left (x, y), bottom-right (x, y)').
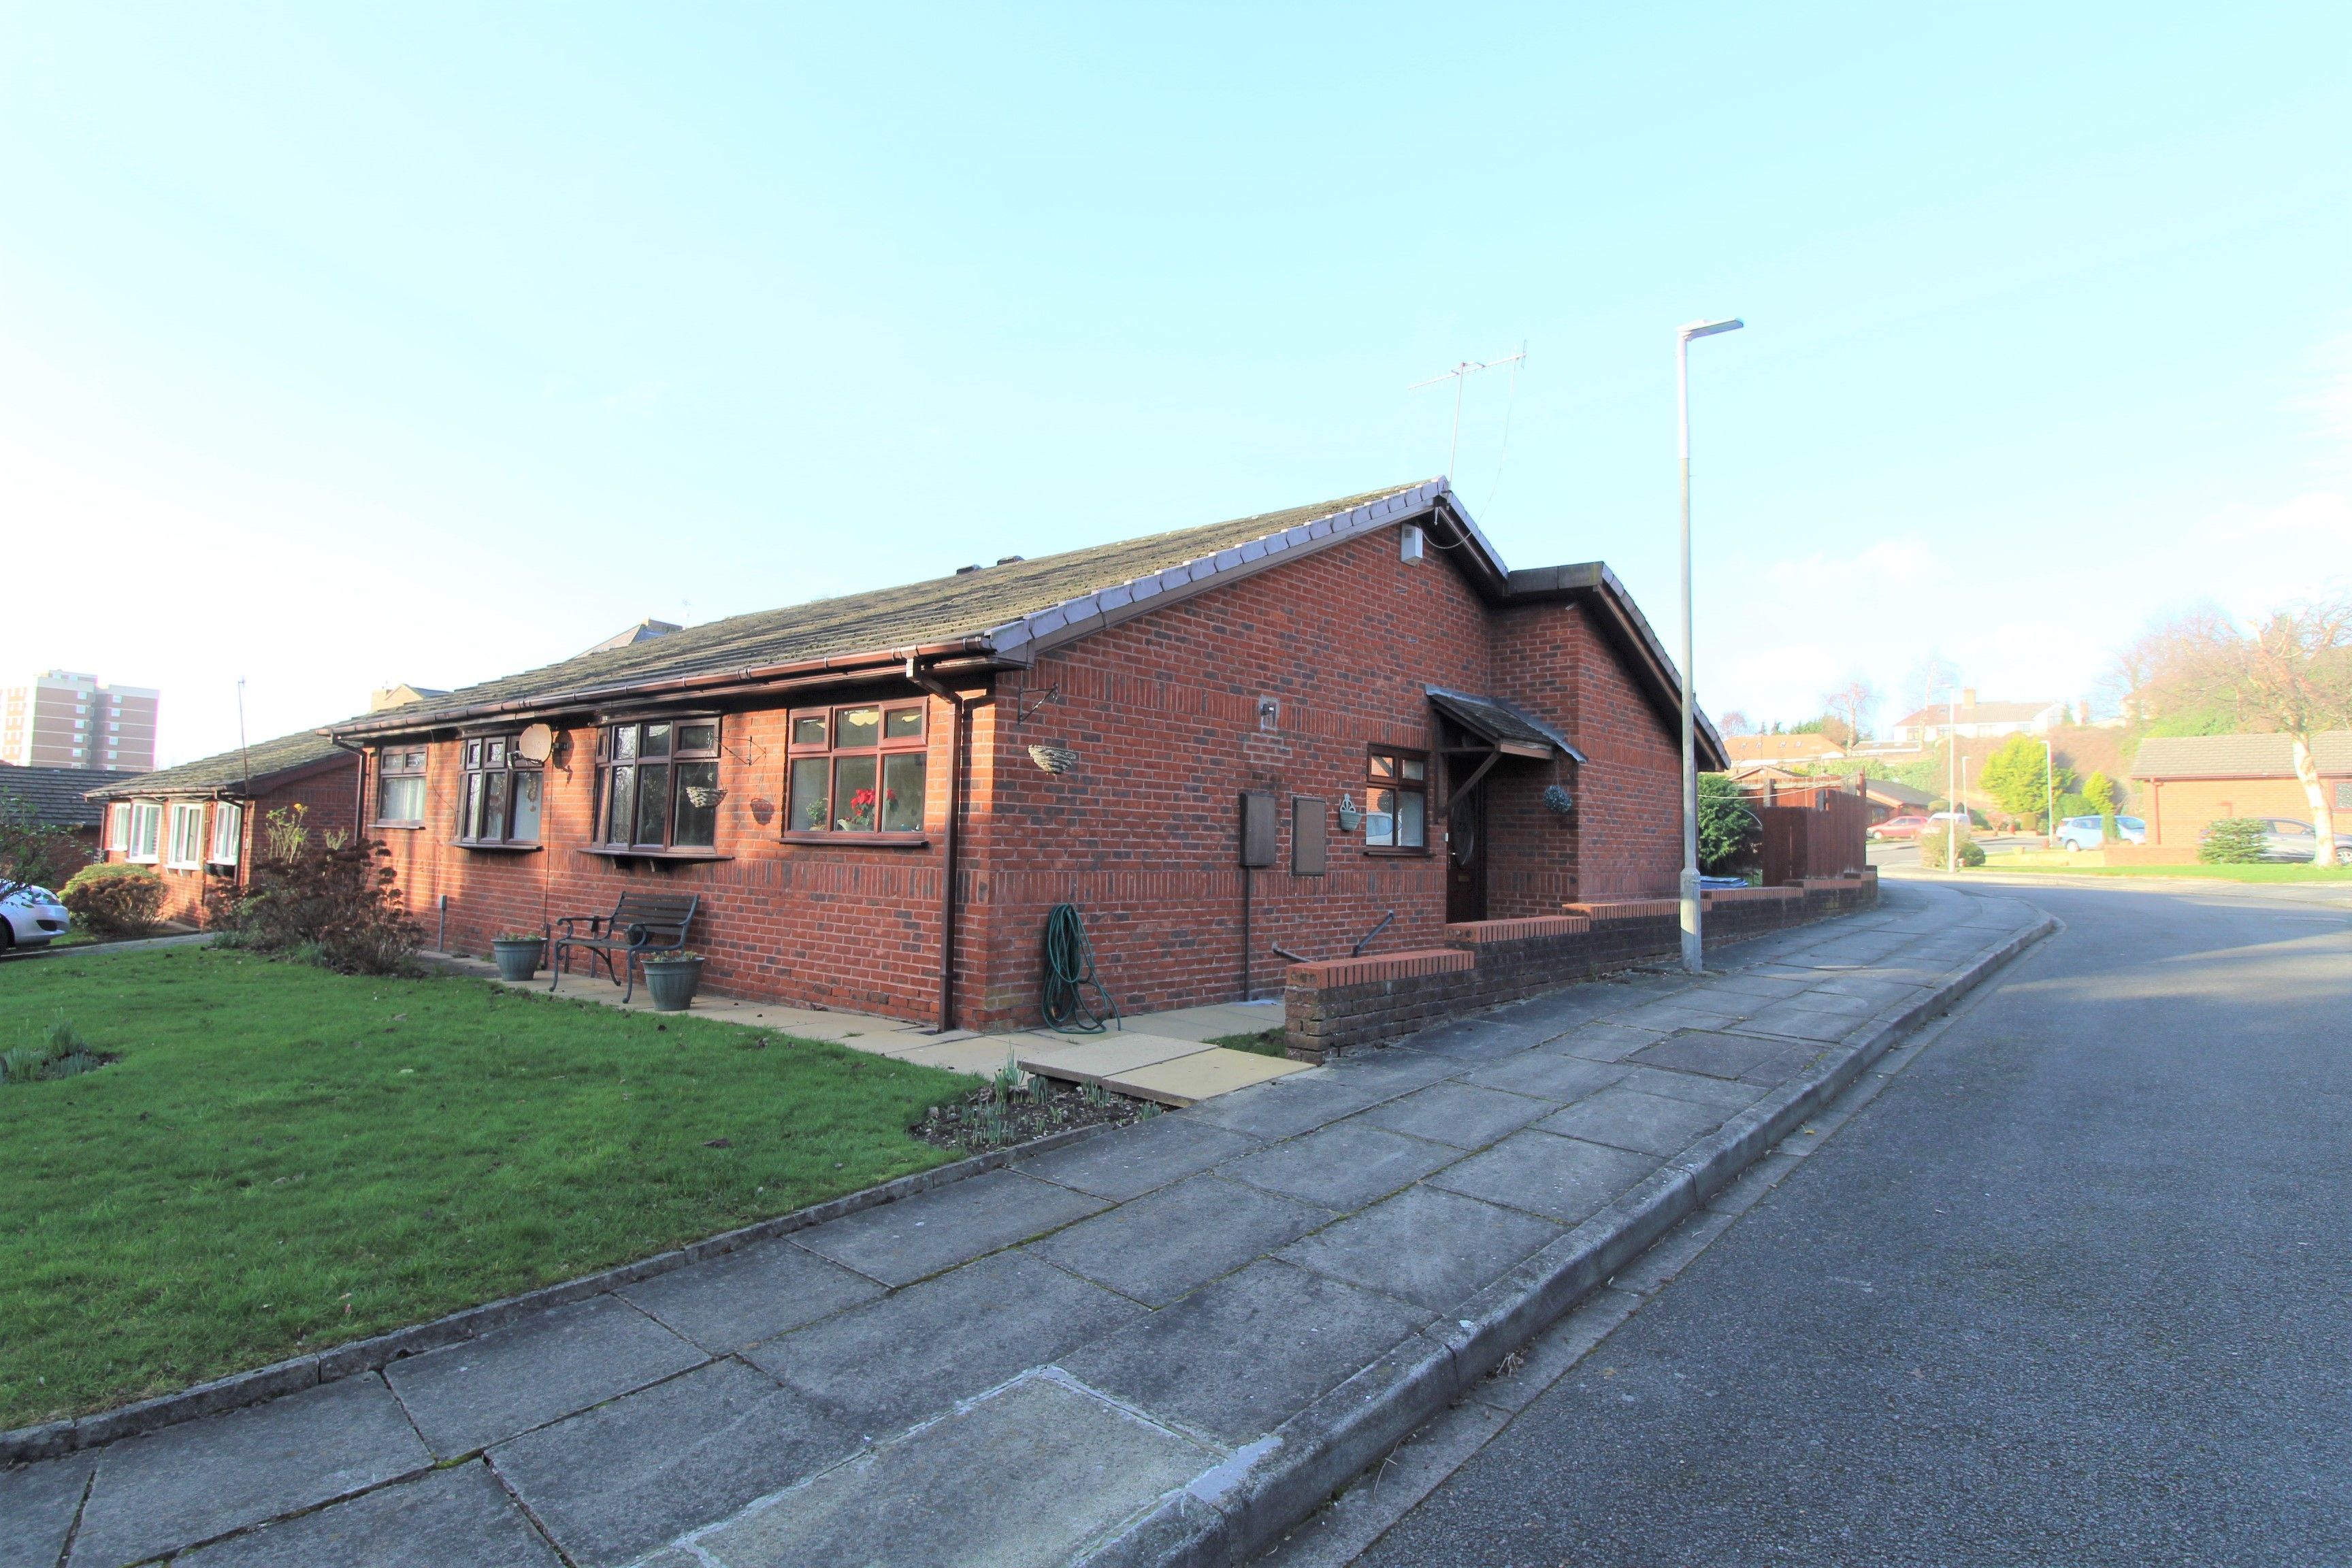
top-left (0, 946), bottom-right (968, 1429)
top-left (1209, 1027), bottom-right (1292, 1058)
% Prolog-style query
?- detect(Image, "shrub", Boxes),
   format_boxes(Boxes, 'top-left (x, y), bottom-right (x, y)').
top-left (2199, 817), bottom-right (2267, 864)
top-left (3, 1016), bottom-right (109, 1085)
top-left (59, 862), bottom-right (167, 936)
top-left (217, 834), bottom-right (420, 975)
top-left (1917, 826), bottom-right (1986, 869)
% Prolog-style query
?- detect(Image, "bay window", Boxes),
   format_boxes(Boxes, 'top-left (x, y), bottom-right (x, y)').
top-left (165, 803), bottom-right (206, 870)
top-left (595, 718), bottom-right (721, 851)
top-left (785, 702), bottom-right (927, 836)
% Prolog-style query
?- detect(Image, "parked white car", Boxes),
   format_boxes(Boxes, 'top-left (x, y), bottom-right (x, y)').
top-left (0, 884), bottom-right (71, 951)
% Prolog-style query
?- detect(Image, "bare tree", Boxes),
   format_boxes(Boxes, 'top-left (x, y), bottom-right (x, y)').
top-left (2124, 599), bottom-right (2352, 864)
top-left (1716, 709), bottom-right (1755, 738)
top-left (1820, 678), bottom-right (1880, 750)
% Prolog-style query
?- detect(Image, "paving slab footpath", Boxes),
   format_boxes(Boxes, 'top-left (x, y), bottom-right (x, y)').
top-left (4, 881), bottom-right (2052, 1568)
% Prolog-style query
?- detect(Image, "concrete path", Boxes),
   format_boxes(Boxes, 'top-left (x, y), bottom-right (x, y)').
top-left (440, 953), bottom-right (1312, 1104)
top-left (7, 882), bottom-right (2044, 1568)
top-left (1320, 875), bottom-right (2352, 1566)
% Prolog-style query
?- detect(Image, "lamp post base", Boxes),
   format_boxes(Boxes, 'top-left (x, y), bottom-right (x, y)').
top-left (1678, 868), bottom-right (1704, 974)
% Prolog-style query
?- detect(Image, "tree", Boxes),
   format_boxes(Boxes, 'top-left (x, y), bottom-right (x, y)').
top-left (1980, 734), bottom-right (2074, 826)
top-left (1716, 710), bottom-right (1755, 738)
top-left (2079, 771), bottom-right (2121, 814)
top-left (2119, 598), bottom-right (2352, 865)
top-left (1696, 773), bottom-right (1757, 876)
top-left (1820, 679), bottom-right (1880, 750)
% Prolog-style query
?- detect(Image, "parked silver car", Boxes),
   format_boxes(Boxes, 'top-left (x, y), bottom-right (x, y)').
top-left (2054, 815), bottom-right (2145, 851)
top-left (2250, 817), bottom-right (2352, 863)
top-left (0, 884), bottom-right (71, 951)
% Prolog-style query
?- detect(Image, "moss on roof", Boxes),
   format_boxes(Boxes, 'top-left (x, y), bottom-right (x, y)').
top-left (86, 728), bottom-right (355, 800)
top-left (338, 484), bottom-right (1430, 732)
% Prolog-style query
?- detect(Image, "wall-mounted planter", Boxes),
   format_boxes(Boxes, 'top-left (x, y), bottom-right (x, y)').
top-left (490, 937), bottom-right (544, 983)
top-left (643, 955), bottom-right (705, 1013)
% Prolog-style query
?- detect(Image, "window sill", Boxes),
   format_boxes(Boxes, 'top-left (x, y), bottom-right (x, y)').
top-left (777, 831), bottom-right (932, 847)
top-left (163, 862), bottom-right (201, 873)
top-left (455, 840), bottom-right (545, 853)
top-left (581, 846), bottom-right (732, 862)
top-left (370, 821), bottom-right (427, 831)
top-left (1362, 847), bottom-right (1434, 858)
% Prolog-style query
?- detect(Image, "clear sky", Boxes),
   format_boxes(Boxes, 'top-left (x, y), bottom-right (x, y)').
top-left (4, 4), bottom-right (2347, 764)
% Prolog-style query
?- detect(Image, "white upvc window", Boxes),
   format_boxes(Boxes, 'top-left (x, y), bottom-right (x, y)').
top-left (129, 802), bottom-right (163, 863)
top-left (166, 803), bottom-right (206, 869)
top-left (210, 802), bottom-right (243, 865)
top-left (107, 802), bottom-right (130, 850)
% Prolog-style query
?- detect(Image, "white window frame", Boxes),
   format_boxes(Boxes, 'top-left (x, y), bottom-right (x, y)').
top-left (166, 803), bottom-right (207, 870)
top-left (210, 802), bottom-right (243, 866)
top-left (107, 802), bottom-right (131, 851)
top-left (128, 802), bottom-right (163, 864)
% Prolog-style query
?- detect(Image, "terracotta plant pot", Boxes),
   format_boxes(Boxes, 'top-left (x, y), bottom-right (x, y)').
top-left (643, 956), bottom-right (704, 1013)
top-left (491, 938), bottom-right (544, 983)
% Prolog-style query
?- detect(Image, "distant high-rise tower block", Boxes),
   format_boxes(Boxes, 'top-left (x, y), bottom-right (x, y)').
top-left (1, 671), bottom-right (161, 771)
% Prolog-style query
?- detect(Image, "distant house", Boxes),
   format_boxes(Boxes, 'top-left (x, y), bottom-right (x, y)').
top-left (88, 729), bottom-right (361, 926)
top-left (2128, 732), bottom-right (2352, 849)
top-left (1888, 691), bottom-right (2066, 745)
top-left (325, 480), bottom-right (1725, 1030)
top-left (0, 763), bottom-right (146, 889)
top-left (1724, 733), bottom-right (1846, 766)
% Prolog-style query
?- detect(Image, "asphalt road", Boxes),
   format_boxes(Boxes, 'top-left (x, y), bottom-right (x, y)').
top-left (1344, 878), bottom-right (2352, 1567)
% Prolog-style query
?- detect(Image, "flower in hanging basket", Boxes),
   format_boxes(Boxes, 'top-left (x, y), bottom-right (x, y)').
top-left (1543, 784), bottom-right (1575, 817)
top-left (1030, 744), bottom-right (1078, 774)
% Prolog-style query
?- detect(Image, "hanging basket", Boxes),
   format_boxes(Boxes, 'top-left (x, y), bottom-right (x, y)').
top-left (1029, 745), bottom-right (1079, 774)
top-left (1336, 793), bottom-right (1362, 832)
top-left (1543, 785), bottom-right (1575, 817)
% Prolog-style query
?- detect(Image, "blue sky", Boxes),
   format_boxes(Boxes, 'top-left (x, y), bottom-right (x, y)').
top-left (5, 4), bottom-right (2347, 764)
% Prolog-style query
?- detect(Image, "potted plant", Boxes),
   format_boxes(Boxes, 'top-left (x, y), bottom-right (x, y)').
top-left (490, 930), bottom-right (545, 982)
top-left (642, 949), bottom-right (705, 1013)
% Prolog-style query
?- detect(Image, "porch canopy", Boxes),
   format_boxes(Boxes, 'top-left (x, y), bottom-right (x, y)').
top-left (1426, 686), bottom-right (1584, 798)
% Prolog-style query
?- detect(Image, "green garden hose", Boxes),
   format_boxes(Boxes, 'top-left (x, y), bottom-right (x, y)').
top-left (1042, 902), bottom-right (1120, 1034)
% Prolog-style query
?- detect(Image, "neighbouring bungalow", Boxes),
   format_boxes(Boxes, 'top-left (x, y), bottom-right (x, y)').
top-left (2128, 731), bottom-right (2352, 849)
top-left (0, 762), bottom-right (145, 851)
top-left (88, 730), bottom-right (361, 926)
top-left (327, 481), bottom-right (1727, 1031)
top-left (1722, 732), bottom-right (1846, 767)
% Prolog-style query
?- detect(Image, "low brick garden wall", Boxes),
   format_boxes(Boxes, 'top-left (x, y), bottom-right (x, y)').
top-left (1284, 872), bottom-right (1879, 1060)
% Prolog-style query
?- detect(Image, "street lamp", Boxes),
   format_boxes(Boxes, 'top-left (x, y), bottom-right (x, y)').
top-left (1677, 316), bottom-right (1744, 975)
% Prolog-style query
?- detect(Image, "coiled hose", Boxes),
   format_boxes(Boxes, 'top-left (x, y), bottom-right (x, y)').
top-left (1041, 902), bottom-right (1121, 1034)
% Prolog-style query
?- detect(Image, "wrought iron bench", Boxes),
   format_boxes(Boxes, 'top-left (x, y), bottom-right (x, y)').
top-left (549, 892), bottom-right (699, 1004)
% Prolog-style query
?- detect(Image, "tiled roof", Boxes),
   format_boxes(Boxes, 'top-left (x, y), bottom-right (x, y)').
top-left (327, 479), bottom-right (1727, 770)
top-left (85, 728), bottom-right (357, 801)
top-left (1725, 734), bottom-right (1846, 762)
top-left (2129, 731), bottom-right (2352, 781)
top-left (329, 485), bottom-right (1440, 735)
top-left (1425, 688), bottom-right (1587, 763)
top-left (0, 764), bottom-right (145, 827)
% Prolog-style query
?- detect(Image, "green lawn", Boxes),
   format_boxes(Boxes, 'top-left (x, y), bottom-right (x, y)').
top-left (1978, 858), bottom-right (2352, 883)
top-left (1208, 1027), bottom-right (1291, 1058)
top-left (0, 947), bottom-right (968, 1429)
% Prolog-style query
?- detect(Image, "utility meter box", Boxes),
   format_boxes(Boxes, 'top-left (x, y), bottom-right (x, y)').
top-left (1291, 796), bottom-right (1327, 876)
top-left (1238, 791), bottom-right (1277, 868)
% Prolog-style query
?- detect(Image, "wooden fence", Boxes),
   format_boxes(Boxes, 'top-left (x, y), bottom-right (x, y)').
top-left (1759, 789), bottom-right (1870, 885)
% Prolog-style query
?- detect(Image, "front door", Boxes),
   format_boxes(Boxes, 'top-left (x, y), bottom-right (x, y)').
top-left (1446, 785), bottom-right (1487, 924)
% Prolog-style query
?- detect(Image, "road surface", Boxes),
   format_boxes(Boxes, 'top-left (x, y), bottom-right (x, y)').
top-left (1332, 876), bottom-right (2352, 1566)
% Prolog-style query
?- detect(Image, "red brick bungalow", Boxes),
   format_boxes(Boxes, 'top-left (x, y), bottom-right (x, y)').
top-left (89, 730), bottom-right (361, 926)
top-left (327, 481), bottom-right (1727, 1030)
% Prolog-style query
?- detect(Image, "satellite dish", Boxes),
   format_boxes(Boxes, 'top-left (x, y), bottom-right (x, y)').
top-left (516, 723), bottom-right (554, 762)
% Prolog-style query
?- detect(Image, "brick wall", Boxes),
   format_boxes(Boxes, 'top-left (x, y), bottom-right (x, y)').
top-left (1285, 872), bottom-right (1879, 1057)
